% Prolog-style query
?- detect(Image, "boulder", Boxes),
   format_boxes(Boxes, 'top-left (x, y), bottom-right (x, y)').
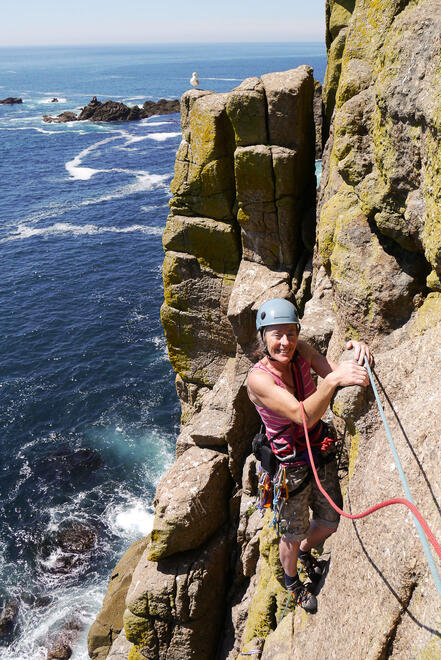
top-left (47, 620), bottom-right (83, 660)
top-left (169, 92), bottom-right (235, 221)
top-left (124, 531), bottom-right (229, 659)
top-left (299, 266), bottom-right (335, 354)
top-left (260, 612), bottom-right (295, 659)
top-left (261, 66), bottom-right (315, 156)
top-left (147, 447), bottom-right (231, 560)
top-left (226, 77), bottom-right (268, 146)
top-left (0, 97), bottom-right (22, 104)
top-left (227, 260), bottom-right (293, 347)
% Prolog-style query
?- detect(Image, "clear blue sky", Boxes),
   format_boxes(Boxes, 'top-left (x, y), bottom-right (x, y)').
top-left (3, 1), bottom-right (325, 47)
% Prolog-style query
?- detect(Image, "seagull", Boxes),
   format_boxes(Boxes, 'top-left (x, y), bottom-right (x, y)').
top-left (190, 72), bottom-right (199, 87)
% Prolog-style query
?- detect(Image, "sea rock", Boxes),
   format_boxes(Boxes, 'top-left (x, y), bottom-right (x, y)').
top-left (147, 446), bottom-right (231, 560)
top-left (43, 96), bottom-right (180, 123)
top-left (0, 97), bottom-right (22, 104)
top-left (43, 112), bottom-right (77, 123)
top-left (87, 537), bottom-right (149, 660)
top-left (47, 641), bottom-right (72, 660)
top-left (47, 619), bottom-right (83, 660)
top-left (40, 522), bottom-right (97, 574)
top-left (0, 599), bottom-right (19, 643)
top-left (77, 97), bottom-right (141, 122)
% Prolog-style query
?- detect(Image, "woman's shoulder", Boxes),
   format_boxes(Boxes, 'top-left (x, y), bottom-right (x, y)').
top-left (248, 360), bottom-right (276, 387)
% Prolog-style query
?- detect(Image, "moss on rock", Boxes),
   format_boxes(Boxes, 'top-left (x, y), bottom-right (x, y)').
top-left (242, 513), bottom-right (294, 644)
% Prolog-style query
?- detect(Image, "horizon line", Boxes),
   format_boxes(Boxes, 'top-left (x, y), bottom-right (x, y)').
top-left (0, 40), bottom-right (326, 49)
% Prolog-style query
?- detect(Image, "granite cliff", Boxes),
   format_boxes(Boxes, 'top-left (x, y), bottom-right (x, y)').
top-left (88, 2), bottom-right (441, 658)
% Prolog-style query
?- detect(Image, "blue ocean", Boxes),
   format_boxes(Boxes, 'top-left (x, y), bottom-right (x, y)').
top-left (0, 43), bottom-right (326, 658)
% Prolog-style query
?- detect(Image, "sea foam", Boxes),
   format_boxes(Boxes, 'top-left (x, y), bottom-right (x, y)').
top-left (65, 135), bottom-right (121, 180)
top-left (146, 132), bottom-right (181, 142)
top-left (1, 222), bottom-right (163, 242)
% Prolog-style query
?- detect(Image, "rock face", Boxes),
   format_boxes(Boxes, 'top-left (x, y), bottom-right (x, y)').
top-left (89, 6), bottom-right (441, 656)
top-left (43, 97), bottom-right (179, 123)
top-left (111, 66), bottom-right (317, 660)
top-left (88, 538), bottom-right (149, 660)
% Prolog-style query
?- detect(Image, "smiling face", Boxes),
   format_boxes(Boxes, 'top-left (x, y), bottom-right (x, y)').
top-left (264, 323), bottom-right (299, 363)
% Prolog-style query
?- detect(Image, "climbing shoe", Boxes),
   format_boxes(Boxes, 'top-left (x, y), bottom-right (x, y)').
top-left (284, 574), bottom-right (317, 614)
top-left (298, 550), bottom-right (322, 586)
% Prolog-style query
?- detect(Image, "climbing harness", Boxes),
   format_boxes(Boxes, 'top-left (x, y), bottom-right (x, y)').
top-left (299, 366), bottom-right (441, 600)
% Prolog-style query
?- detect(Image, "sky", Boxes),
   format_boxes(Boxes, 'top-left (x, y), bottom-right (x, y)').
top-left (2, 0), bottom-right (325, 47)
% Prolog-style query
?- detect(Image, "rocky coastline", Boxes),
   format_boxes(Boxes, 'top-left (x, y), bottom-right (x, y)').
top-left (87, 1), bottom-right (441, 658)
top-left (43, 96), bottom-right (179, 123)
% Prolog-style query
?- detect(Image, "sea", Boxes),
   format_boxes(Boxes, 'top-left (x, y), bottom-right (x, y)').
top-left (0, 42), bottom-right (326, 659)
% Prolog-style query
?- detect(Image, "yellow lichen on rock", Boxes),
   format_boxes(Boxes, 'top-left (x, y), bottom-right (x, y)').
top-left (242, 513), bottom-right (293, 644)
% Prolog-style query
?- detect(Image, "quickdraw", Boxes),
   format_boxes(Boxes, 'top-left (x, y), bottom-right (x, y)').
top-left (269, 466), bottom-right (289, 534)
top-left (257, 467), bottom-right (273, 510)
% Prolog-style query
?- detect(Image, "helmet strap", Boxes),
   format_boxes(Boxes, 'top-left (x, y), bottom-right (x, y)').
top-left (261, 328), bottom-right (277, 362)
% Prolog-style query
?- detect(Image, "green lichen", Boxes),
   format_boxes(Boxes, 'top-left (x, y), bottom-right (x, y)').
top-left (345, 325), bottom-right (360, 341)
top-left (318, 183), bottom-right (358, 267)
top-left (427, 270), bottom-right (441, 292)
top-left (162, 215), bottom-right (241, 276)
top-left (411, 293), bottom-right (441, 335)
top-left (124, 609), bottom-right (155, 648)
top-left (347, 421), bottom-right (360, 480)
top-left (243, 513), bottom-right (294, 644)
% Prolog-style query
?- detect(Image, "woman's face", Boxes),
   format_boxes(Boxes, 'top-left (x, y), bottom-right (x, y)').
top-left (264, 323), bottom-right (299, 363)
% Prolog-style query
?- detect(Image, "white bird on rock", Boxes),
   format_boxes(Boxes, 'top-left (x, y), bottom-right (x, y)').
top-left (190, 72), bottom-right (199, 87)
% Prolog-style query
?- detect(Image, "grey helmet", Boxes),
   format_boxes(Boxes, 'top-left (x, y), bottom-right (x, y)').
top-left (256, 298), bottom-right (300, 333)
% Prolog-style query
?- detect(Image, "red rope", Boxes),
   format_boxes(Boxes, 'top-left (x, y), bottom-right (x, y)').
top-left (299, 402), bottom-right (441, 561)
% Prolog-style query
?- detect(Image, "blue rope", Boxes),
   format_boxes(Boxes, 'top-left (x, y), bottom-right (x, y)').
top-left (364, 357), bottom-right (441, 600)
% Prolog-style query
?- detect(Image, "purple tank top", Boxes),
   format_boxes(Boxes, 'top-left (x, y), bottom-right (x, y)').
top-left (250, 354), bottom-right (321, 463)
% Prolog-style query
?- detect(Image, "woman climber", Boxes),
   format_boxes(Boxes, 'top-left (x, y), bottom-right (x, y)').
top-left (247, 298), bottom-right (373, 613)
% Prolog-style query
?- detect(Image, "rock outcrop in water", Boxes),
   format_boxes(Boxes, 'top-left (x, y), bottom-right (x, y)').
top-left (0, 97), bottom-right (23, 105)
top-left (43, 97), bottom-right (180, 123)
top-left (89, 2), bottom-right (441, 658)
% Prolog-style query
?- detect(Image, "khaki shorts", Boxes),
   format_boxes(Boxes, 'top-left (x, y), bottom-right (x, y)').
top-left (278, 451), bottom-right (343, 541)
